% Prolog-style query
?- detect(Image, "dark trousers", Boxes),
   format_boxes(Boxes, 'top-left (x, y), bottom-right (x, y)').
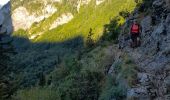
top-left (131, 33), bottom-right (139, 42)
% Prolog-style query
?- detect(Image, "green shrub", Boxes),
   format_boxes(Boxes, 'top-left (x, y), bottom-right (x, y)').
top-left (119, 10), bottom-right (130, 19)
top-left (102, 17), bottom-right (121, 41)
top-left (99, 76), bottom-right (126, 100)
top-left (57, 70), bottom-right (103, 100)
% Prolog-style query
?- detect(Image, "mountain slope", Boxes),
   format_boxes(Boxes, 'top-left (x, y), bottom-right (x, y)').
top-left (35, 0), bottom-right (136, 42)
top-left (11, 0), bottom-right (136, 43)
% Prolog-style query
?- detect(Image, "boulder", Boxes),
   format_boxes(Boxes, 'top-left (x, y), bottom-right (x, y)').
top-left (137, 73), bottom-right (150, 86)
top-left (153, 0), bottom-right (165, 8)
top-left (127, 87), bottom-right (149, 99)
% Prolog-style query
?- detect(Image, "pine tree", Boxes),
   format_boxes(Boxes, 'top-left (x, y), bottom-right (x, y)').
top-left (86, 28), bottom-right (94, 48)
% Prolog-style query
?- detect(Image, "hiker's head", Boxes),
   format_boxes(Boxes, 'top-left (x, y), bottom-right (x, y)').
top-left (133, 20), bottom-right (137, 24)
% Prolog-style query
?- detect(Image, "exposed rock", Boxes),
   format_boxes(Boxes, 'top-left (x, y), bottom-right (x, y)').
top-left (141, 16), bottom-right (152, 34)
top-left (0, 2), bottom-right (13, 34)
top-left (162, 47), bottom-right (170, 56)
top-left (137, 73), bottom-right (150, 86)
top-left (164, 76), bottom-right (170, 90)
top-left (96, 0), bottom-right (105, 5)
top-left (77, 0), bottom-right (91, 12)
top-left (12, 5), bottom-right (57, 31)
top-left (153, 0), bottom-right (164, 7)
top-left (53, 0), bottom-right (62, 3)
top-left (50, 13), bottom-right (74, 30)
top-left (12, 7), bottom-right (30, 30)
top-left (77, 0), bottom-right (106, 12)
top-left (0, 11), bottom-right (4, 25)
top-left (29, 32), bottom-right (43, 40)
top-left (81, 0), bottom-right (91, 5)
top-left (127, 87), bottom-right (149, 99)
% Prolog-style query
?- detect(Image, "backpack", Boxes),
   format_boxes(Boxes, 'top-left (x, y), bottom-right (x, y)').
top-left (131, 24), bottom-right (140, 34)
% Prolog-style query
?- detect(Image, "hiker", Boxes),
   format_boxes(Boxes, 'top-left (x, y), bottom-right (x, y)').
top-left (129, 20), bottom-right (141, 48)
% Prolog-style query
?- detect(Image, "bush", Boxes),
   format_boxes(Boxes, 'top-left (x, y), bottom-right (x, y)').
top-left (102, 17), bottom-right (121, 41)
top-left (119, 10), bottom-right (130, 19)
top-left (99, 76), bottom-right (126, 100)
top-left (57, 70), bottom-right (103, 100)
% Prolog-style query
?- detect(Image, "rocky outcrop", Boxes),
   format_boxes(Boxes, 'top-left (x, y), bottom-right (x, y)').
top-left (12, 5), bottom-right (57, 31)
top-left (28, 13), bottom-right (73, 39)
top-left (0, 2), bottom-right (13, 34)
top-left (77, 0), bottom-right (91, 12)
top-left (96, 0), bottom-right (105, 5)
top-left (50, 13), bottom-right (74, 30)
top-left (77, 0), bottom-right (106, 12)
top-left (118, 0), bottom-right (170, 99)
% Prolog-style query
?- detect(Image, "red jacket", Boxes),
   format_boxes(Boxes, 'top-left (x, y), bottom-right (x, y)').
top-left (131, 24), bottom-right (140, 34)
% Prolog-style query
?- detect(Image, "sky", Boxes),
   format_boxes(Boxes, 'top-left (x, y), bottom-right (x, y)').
top-left (0, 0), bottom-right (10, 7)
